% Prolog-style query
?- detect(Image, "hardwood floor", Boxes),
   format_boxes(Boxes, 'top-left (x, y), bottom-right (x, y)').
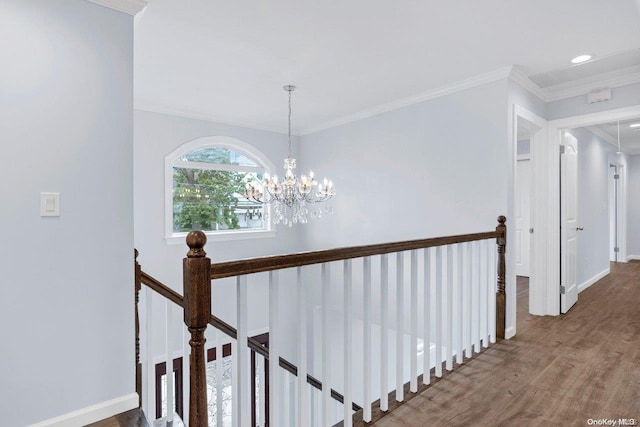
top-left (369, 261), bottom-right (640, 426)
top-left (86, 408), bottom-right (149, 427)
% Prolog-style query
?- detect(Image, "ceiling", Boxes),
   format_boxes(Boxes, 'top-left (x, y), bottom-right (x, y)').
top-left (134, 0), bottom-right (640, 134)
top-left (590, 119), bottom-right (640, 155)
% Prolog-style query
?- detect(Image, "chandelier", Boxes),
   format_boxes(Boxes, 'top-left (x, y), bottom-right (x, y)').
top-left (245, 85), bottom-right (335, 226)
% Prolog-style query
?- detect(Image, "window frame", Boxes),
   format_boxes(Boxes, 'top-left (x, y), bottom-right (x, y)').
top-left (164, 136), bottom-right (276, 244)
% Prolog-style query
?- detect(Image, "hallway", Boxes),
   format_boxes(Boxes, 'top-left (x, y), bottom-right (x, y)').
top-left (368, 262), bottom-right (640, 426)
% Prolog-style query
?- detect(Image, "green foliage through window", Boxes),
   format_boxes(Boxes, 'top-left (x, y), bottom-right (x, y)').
top-left (172, 147), bottom-right (264, 233)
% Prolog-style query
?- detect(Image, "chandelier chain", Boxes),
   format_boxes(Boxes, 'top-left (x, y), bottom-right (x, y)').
top-left (288, 88), bottom-right (292, 158)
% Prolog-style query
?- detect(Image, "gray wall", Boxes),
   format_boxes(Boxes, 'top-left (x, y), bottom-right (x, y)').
top-left (628, 155), bottom-right (640, 257)
top-left (570, 127), bottom-right (617, 287)
top-left (0, 1), bottom-right (134, 424)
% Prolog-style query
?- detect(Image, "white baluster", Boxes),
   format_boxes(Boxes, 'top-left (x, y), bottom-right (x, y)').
top-left (473, 241), bottom-right (481, 353)
top-left (464, 242), bottom-right (473, 359)
top-left (144, 288), bottom-right (156, 419)
top-left (396, 252), bottom-right (404, 402)
top-left (410, 250), bottom-right (418, 393)
top-left (489, 242), bottom-right (497, 343)
top-left (380, 254), bottom-right (389, 411)
top-left (423, 248), bottom-right (432, 385)
top-left (165, 300), bottom-right (174, 421)
top-left (236, 275), bottom-right (250, 426)
top-left (344, 260), bottom-right (353, 427)
top-left (456, 244), bottom-right (464, 364)
top-left (256, 353), bottom-right (267, 427)
top-left (297, 267), bottom-right (308, 426)
top-left (216, 331), bottom-right (223, 427)
top-left (446, 245), bottom-right (453, 371)
top-left (284, 372), bottom-right (290, 427)
top-left (480, 240), bottom-right (488, 348)
top-left (232, 339), bottom-right (239, 427)
top-left (269, 271), bottom-right (281, 427)
top-left (435, 246), bottom-right (443, 378)
top-left (363, 256), bottom-right (372, 422)
top-left (321, 263), bottom-right (331, 425)
top-left (182, 318), bottom-right (190, 422)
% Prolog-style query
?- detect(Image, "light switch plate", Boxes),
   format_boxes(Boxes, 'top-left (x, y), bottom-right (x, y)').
top-left (40, 192), bottom-right (60, 217)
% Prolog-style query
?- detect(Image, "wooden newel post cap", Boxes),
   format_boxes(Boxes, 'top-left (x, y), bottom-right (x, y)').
top-left (497, 215), bottom-right (506, 226)
top-left (186, 231), bottom-right (207, 258)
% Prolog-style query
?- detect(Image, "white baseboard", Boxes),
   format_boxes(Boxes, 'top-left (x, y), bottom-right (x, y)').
top-left (505, 326), bottom-right (516, 339)
top-left (627, 255), bottom-right (640, 261)
top-left (28, 393), bottom-right (139, 427)
top-left (578, 268), bottom-right (610, 293)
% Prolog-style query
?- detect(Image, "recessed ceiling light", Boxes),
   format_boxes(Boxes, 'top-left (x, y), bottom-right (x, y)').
top-left (630, 123), bottom-right (640, 128)
top-left (571, 54), bottom-right (592, 64)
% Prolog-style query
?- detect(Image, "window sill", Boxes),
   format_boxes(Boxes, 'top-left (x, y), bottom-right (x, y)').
top-left (165, 229), bottom-right (276, 245)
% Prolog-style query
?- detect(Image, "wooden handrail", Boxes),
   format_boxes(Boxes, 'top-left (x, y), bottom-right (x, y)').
top-left (138, 270), bottom-right (362, 412)
top-left (210, 230), bottom-right (502, 279)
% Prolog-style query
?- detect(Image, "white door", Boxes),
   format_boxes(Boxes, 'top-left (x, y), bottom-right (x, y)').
top-left (561, 132), bottom-right (578, 313)
top-left (515, 159), bottom-right (531, 277)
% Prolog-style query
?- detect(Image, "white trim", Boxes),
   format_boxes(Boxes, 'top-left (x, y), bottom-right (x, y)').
top-left (509, 67), bottom-right (549, 101)
top-left (627, 255), bottom-right (640, 261)
top-left (300, 66), bottom-right (513, 135)
top-left (85, 0), bottom-right (148, 15)
top-left (585, 126), bottom-right (617, 146)
top-left (505, 326), bottom-right (515, 339)
top-left (164, 136), bottom-right (276, 242)
top-left (508, 65), bottom-right (640, 103)
top-left (28, 393), bottom-right (138, 427)
top-left (544, 65), bottom-right (640, 102)
top-left (512, 105), bottom-right (548, 319)
top-left (578, 268), bottom-right (610, 293)
top-left (166, 230), bottom-right (276, 245)
top-left (135, 104), bottom-right (289, 136)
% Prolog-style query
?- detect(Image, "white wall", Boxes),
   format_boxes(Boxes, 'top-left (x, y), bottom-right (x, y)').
top-left (570, 128), bottom-right (619, 288)
top-left (627, 155), bottom-right (640, 258)
top-left (0, 1), bottom-right (134, 425)
top-left (134, 110), bottom-right (301, 345)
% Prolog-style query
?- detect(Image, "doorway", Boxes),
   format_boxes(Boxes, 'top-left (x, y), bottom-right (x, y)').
top-left (547, 106), bottom-right (640, 315)
top-left (512, 106), bottom-right (546, 322)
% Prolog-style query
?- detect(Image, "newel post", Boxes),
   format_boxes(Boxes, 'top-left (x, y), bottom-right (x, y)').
top-left (184, 231), bottom-right (211, 427)
top-left (134, 249), bottom-right (142, 407)
top-left (496, 216), bottom-right (507, 339)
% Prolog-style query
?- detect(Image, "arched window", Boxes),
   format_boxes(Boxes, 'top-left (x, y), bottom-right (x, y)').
top-left (165, 136), bottom-right (275, 243)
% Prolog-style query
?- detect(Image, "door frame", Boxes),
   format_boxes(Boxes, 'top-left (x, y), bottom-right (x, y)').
top-left (511, 105), bottom-right (547, 327)
top-left (544, 105), bottom-right (640, 315)
top-left (608, 156), bottom-right (627, 263)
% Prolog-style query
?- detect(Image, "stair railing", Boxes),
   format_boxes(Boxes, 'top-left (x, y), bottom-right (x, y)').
top-left (136, 216), bottom-right (507, 426)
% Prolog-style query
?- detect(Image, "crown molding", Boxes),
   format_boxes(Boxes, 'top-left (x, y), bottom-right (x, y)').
top-left (85, 0), bottom-right (148, 15)
top-left (299, 66), bottom-right (513, 135)
top-left (585, 125), bottom-right (617, 146)
top-left (508, 67), bottom-right (550, 101)
top-left (134, 102), bottom-right (292, 136)
top-left (544, 65), bottom-right (640, 102)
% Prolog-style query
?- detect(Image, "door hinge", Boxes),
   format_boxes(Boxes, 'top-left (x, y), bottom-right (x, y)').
top-left (614, 247), bottom-right (620, 253)
top-left (560, 145), bottom-right (566, 154)
top-left (560, 285), bottom-right (566, 294)
top-left (614, 174), bottom-right (620, 180)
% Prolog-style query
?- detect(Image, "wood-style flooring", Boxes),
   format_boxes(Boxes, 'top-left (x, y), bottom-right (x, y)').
top-left (369, 261), bottom-right (640, 426)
